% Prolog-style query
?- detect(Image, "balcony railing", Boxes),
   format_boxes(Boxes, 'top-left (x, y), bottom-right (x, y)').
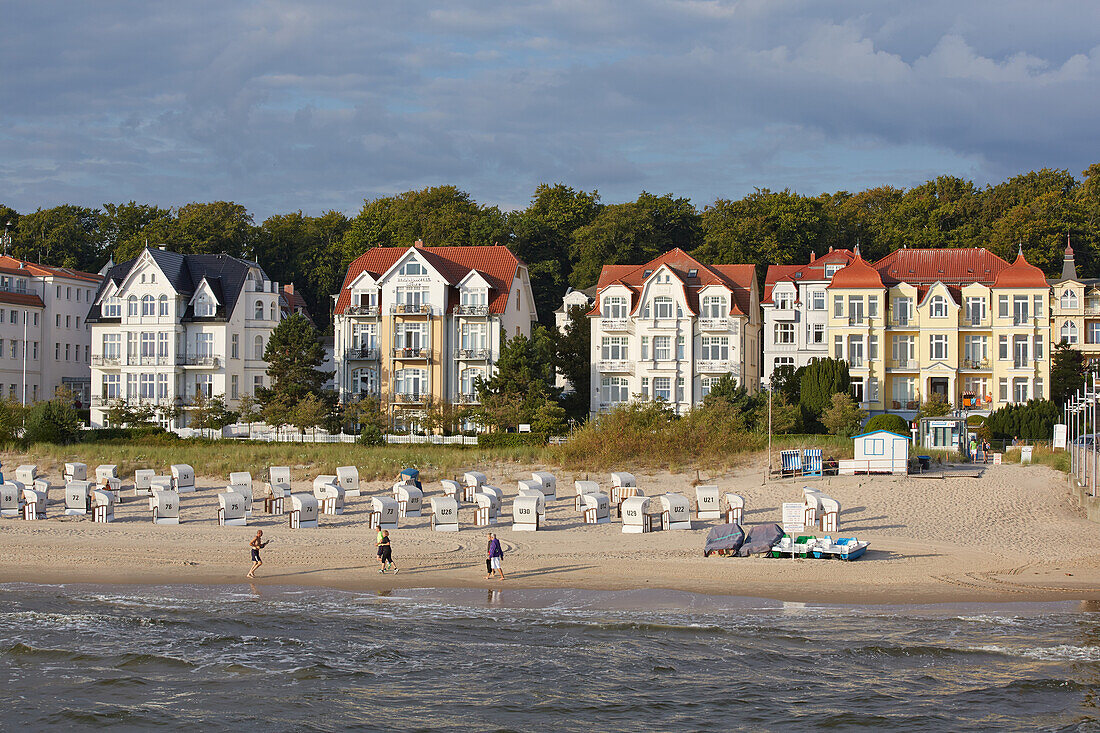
top-left (1086, 305), bottom-right (1100, 316)
top-left (889, 360), bottom-right (917, 370)
top-left (964, 316), bottom-right (986, 327)
top-left (394, 392), bottom-right (425, 404)
top-left (179, 355), bottom-right (220, 367)
top-left (456, 304), bottom-right (489, 316)
top-left (391, 304), bottom-right (432, 315)
top-left (457, 348), bottom-right (489, 360)
top-left (392, 347), bottom-right (429, 360)
top-left (961, 358), bottom-right (991, 369)
top-left (889, 316), bottom-right (912, 327)
top-left (700, 316), bottom-right (731, 330)
top-left (1012, 315), bottom-right (1035, 326)
top-left (597, 359), bottom-right (633, 373)
top-left (0, 280), bottom-right (36, 297)
top-left (697, 360), bottom-right (738, 374)
top-left (455, 393), bottom-right (480, 405)
top-left (890, 400), bottom-right (920, 410)
top-left (250, 280), bottom-right (278, 293)
top-left (602, 318), bottom-right (630, 331)
top-left (847, 358), bottom-right (865, 368)
top-left (1013, 358), bottom-right (1031, 369)
top-left (848, 316), bottom-right (866, 326)
top-left (345, 347), bottom-right (380, 360)
top-left (91, 356), bottom-right (122, 367)
top-left (345, 305), bottom-right (380, 317)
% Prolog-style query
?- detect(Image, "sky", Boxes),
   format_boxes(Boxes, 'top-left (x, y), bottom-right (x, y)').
top-left (2, 1), bottom-right (1099, 220)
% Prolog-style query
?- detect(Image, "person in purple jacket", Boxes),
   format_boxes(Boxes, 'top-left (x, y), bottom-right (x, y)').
top-left (486, 533), bottom-right (505, 580)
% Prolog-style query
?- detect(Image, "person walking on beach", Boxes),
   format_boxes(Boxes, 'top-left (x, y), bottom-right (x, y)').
top-left (486, 532), bottom-right (505, 580)
top-left (377, 529), bottom-right (398, 574)
top-left (247, 530), bottom-right (268, 578)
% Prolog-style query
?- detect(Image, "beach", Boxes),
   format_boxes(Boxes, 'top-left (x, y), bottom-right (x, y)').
top-left (1, 455), bottom-right (1097, 604)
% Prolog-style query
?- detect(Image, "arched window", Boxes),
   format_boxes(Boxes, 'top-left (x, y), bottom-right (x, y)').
top-left (929, 295), bottom-right (948, 318)
top-left (127, 295), bottom-right (138, 316)
top-left (254, 335), bottom-right (264, 360)
top-left (255, 300), bottom-right (264, 320)
top-left (1061, 290), bottom-right (1079, 309)
top-left (159, 294), bottom-right (169, 316)
top-left (141, 294), bottom-right (155, 316)
top-left (1061, 321), bottom-right (1079, 344)
top-left (270, 303), bottom-right (277, 322)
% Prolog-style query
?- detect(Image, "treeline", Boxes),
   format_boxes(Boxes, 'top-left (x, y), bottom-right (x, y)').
top-left (4, 164), bottom-right (1100, 330)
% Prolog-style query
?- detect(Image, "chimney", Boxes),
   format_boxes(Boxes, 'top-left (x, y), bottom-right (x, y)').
top-left (1062, 234), bottom-right (1077, 281)
top-left (808, 251), bottom-right (815, 263)
top-left (414, 239), bottom-right (424, 248)
top-left (285, 283), bottom-right (294, 294)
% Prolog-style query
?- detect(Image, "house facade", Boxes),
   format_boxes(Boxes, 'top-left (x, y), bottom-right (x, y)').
top-left (554, 286), bottom-right (595, 394)
top-left (826, 246), bottom-right (1051, 416)
top-left (588, 249), bottom-right (760, 416)
top-left (1049, 241), bottom-right (1100, 365)
top-left (332, 242), bottom-right (536, 429)
top-left (761, 248), bottom-right (856, 386)
top-left (0, 255), bottom-right (101, 405)
top-left (86, 248), bottom-right (284, 428)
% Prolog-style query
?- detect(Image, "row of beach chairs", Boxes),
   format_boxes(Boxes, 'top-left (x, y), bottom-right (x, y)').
top-left (779, 449), bottom-right (826, 478)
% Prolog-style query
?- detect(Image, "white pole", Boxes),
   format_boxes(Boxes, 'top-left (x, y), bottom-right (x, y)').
top-left (766, 388), bottom-right (772, 483)
top-left (21, 309), bottom-right (27, 406)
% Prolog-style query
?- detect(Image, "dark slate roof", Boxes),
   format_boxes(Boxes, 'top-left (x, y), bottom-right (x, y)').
top-left (87, 248), bottom-right (266, 323)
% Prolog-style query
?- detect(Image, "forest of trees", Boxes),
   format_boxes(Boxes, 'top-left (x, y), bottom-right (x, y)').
top-left (4, 164), bottom-right (1100, 332)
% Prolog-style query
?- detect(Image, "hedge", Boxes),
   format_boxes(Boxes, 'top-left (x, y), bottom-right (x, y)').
top-left (477, 432), bottom-right (548, 448)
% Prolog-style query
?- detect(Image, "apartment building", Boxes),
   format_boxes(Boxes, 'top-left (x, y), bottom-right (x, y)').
top-left (826, 247), bottom-right (1051, 416)
top-left (1049, 242), bottom-right (1100, 363)
top-left (0, 255), bottom-right (101, 405)
top-left (588, 249), bottom-right (760, 416)
top-left (332, 241), bottom-right (536, 429)
top-left (761, 248), bottom-right (856, 386)
top-left (86, 248), bottom-right (285, 428)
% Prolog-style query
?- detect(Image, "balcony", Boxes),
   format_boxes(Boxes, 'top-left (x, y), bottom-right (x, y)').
top-left (961, 358), bottom-right (991, 370)
top-left (697, 360), bottom-right (738, 374)
top-left (394, 392), bottom-right (426, 404)
top-left (598, 359), bottom-right (633, 373)
top-left (1013, 358), bottom-right (1031, 369)
top-left (456, 304), bottom-right (489, 317)
top-left (1086, 305), bottom-right (1100, 316)
top-left (91, 356), bottom-right (122, 367)
top-left (455, 393), bottom-right (480, 405)
top-left (392, 347), bottom-right (429, 361)
top-left (457, 348), bottom-right (489, 360)
top-left (889, 360), bottom-right (918, 370)
top-left (1012, 315), bottom-right (1036, 326)
top-left (848, 316), bottom-right (866, 326)
top-left (249, 280), bottom-right (278, 293)
top-left (889, 317), bottom-right (913, 327)
top-left (179, 354), bottom-right (221, 368)
top-left (137, 356), bottom-right (177, 367)
top-left (391, 304), bottom-right (432, 316)
top-left (700, 316), bottom-right (731, 330)
top-left (771, 308), bottom-right (796, 322)
top-left (890, 400), bottom-right (920, 411)
top-left (602, 318), bottom-right (630, 331)
top-left (345, 347), bottom-right (380, 361)
top-left (963, 317), bottom-right (986, 328)
top-left (345, 305), bottom-right (380, 317)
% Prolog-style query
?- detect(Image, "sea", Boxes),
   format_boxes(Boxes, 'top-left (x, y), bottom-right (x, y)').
top-left (0, 583), bottom-right (1097, 732)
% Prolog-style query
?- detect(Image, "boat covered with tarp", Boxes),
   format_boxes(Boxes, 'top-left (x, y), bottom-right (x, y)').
top-left (702, 523), bottom-right (745, 557)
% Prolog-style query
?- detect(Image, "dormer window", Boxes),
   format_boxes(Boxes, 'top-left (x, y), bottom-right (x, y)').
top-left (401, 261), bottom-right (425, 276)
top-left (603, 296), bottom-right (628, 319)
top-left (195, 295), bottom-right (215, 318)
top-left (825, 264), bottom-right (842, 278)
top-left (461, 289), bottom-right (487, 307)
top-left (652, 297), bottom-right (675, 319)
top-left (702, 295), bottom-right (726, 318)
top-left (929, 295), bottom-right (948, 318)
top-left (775, 292), bottom-right (793, 310)
top-left (643, 270), bottom-right (652, 278)
top-left (688, 269), bottom-right (698, 279)
top-left (1061, 290), bottom-right (1079, 309)
top-left (103, 297), bottom-right (121, 318)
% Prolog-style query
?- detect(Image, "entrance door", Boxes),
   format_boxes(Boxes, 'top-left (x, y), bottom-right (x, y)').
top-left (930, 378), bottom-right (948, 399)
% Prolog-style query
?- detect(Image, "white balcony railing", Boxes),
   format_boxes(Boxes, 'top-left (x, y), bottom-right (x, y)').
top-left (700, 316), bottom-right (731, 330)
top-left (394, 392), bottom-right (426, 403)
top-left (457, 348), bottom-right (489, 360)
top-left (345, 305), bottom-right (380, 317)
top-left (602, 318), bottom-right (630, 331)
top-left (597, 360), bottom-right (633, 373)
top-left (391, 304), bottom-right (432, 315)
top-left (697, 360), bottom-right (738, 374)
top-left (456, 304), bottom-right (489, 316)
top-left (455, 393), bottom-right (480, 405)
top-left (889, 360), bottom-right (917, 370)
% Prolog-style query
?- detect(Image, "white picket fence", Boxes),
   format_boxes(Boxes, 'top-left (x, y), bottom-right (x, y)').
top-left (385, 434), bottom-right (479, 446)
top-left (163, 423), bottom-right (479, 445)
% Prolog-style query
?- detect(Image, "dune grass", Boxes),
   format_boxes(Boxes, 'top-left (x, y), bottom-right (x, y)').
top-left (1002, 446), bottom-right (1071, 473)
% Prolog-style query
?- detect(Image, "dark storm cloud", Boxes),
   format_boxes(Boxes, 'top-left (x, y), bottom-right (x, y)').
top-left (1, 1), bottom-right (1097, 217)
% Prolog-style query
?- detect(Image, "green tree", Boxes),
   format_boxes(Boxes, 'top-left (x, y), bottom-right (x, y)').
top-left (291, 393), bottom-right (328, 438)
top-left (474, 328), bottom-right (558, 430)
top-left (23, 396), bottom-right (82, 444)
top-left (99, 202), bottom-right (173, 260)
top-left (552, 302), bottom-right (592, 419)
top-left (532, 399), bottom-right (569, 436)
top-left (694, 189), bottom-right (833, 268)
top-left (1050, 343), bottom-right (1086, 406)
top-left (864, 413), bottom-right (911, 436)
top-left (0, 398), bottom-right (25, 444)
top-left (236, 393), bottom-right (261, 438)
top-left (821, 393), bottom-right (867, 437)
top-left (798, 358), bottom-right (851, 433)
top-left (191, 394), bottom-right (237, 432)
top-left (749, 391), bottom-right (800, 435)
top-left (260, 313), bottom-right (331, 409)
top-left (10, 205), bottom-right (104, 271)
top-left (916, 395), bottom-right (953, 419)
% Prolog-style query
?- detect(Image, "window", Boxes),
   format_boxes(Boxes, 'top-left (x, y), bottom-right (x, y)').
top-left (1013, 377), bottom-right (1028, 403)
top-left (601, 377), bottom-right (630, 405)
top-left (140, 373), bottom-right (155, 399)
top-left (395, 286), bottom-right (428, 309)
top-left (677, 335), bottom-right (685, 360)
top-left (701, 337), bottom-right (729, 361)
top-left (128, 296), bottom-right (138, 316)
top-left (652, 297), bottom-right (674, 319)
top-left (353, 368), bottom-right (380, 396)
top-left (270, 303), bottom-right (277, 322)
top-left (196, 333), bottom-right (214, 357)
top-left (400, 261), bottom-right (424, 276)
top-left (964, 377), bottom-right (988, 397)
top-left (653, 377), bottom-right (672, 402)
top-left (677, 377), bottom-right (685, 402)
top-left (253, 375), bottom-right (264, 393)
top-left (103, 374), bottom-right (121, 399)
top-left (158, 332), bottom-right (168, 357)
top-left (868, 296), bottom-right (878, 319)
top-left (965, 297), bottom-right (986, 324)
top-left (157, 374), bottom-right (168, 399)
top-left (1061, 290), bottom-right (1079, 309)
top-left (866, 438), bottom-right (885, 456)
top-left (833, 295), bottom-right (843, 317)
top-left (774, 356), bottom-right (795, 370)
top-left (641, 336), bottom-right (649, 360)
top-left (231, 334), bottom-right (239, 359)
top-left (601, 336), bottom-right (629, 361)
top-left (775, 291), bottom-right (793, 310)
top-left (848, 296), bottom-right (864, 324)
top-left (103, 334), bottom-right (121, 360)
top-left (196, 374), bottom-right (213, 399)
top-left (929, 295), bottom-right (948, 318)
top-left (395, 322), bottom-right (426, 350)
top-left (460, 368), bottom-right (484, 396)
top-left (159, 295), bottom-right (169, 316)
top-left (1013, 295), bottom-right (1029, 324)
top-left (395, 368), bottom-right (427, 396)
top-left (66, 287), bottom-right (71, 299)
top-left (811, 324), bottom-right (825, 344)
top-left (231, 375), bottom-right (239, 399)
top-left (459, 323), bottom-right (486, 352)
top-left (998, 295), bottom-right (1009, 318)
top-left (76, 289), bottom-right (81, 302)
top-left (1033, 295), bottom-right (1043, 319)
top-left (515, 288), bottom-right (520, 309)
top-left (869, 335), bottom-right (878, 361)
top-left (702, 295), bottom-right (726, 318)
top-left (255, 300), bottom-right (264, 320)
top-left (824, 264), bottom-right (842, 278)
top-left (103, 297), bottom-right (121, 318)
top-left (65, 315), bottom-right (71, 328)
top-left (964, 335), bottom-right (987, 366)
top-left (33, 313), bottom-right (37, 326)
top-left (893, 297), bottom-right (912, 325)
top-left (1033, 335), bottom-right (1044, 361)
top-left (194, 295), bottom-right (215, 317)
top-left (641, 377), bottom-right (649, 395)
top-left (603, 296), bottom-right (628, 319)
top-left (1061, 321), bottom-right (1079, 344)
top-left (998, 335), bottom-right (1009, 360)
top-left (55, 314), bottom-right (60, 328)
top-left (811, 291), bottom-right (825, 310)
top-left (461, 289), bottom-right (487, 308)
top-left (654, 336), bottom-right (671, 361)
top-left (141, 295), bottom-right (155, 316)
top-left (55, 343), bottom-right (59, 360)
top-left (32, 342), bottom-right (37, 360)
top-left (774, 323), bottom-right (795, 344)
top-left (1013, 335), bottom-right (1029, 367)
top-left (929, 334), bottom-right (948, 360)
top-left (254, 335), bottom-right (264, 360)
top-left (1035, 378), bottom-right (1044, 400)
top-left (1089, 323), bottom-right (1100, 345)
top-left (892, 377), bottom-right (915, 404)
top-left (848, 335), bottom-right (864, 367)
top-left (64, 343), bottom-right (70, 361)
top-left (140, 332), bottom-right (155, 357)
top-left (834, 335), bottom-right (843, 360)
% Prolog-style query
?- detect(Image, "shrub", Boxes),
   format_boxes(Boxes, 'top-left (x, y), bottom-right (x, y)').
top-left (24, 399), bottom-right (82, 445)
top-left (985, 399), bottom-right (1060, 441)
top-left (82, 426), bottom-right (175, 443)
top-left (477, 432), bottom-right (547, 448)
top-left (864, 413), bottom-right (910, 436)
top-left (821, 393), bottom-right (867, 437)
top-left (357, 424), bottom-right (385, 446)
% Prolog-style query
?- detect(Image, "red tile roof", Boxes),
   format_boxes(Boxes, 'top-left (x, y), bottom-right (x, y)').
top-left (590, 248), bottom-right (756, 317)
top-left (993, 252), bottom-right (1049, 288)
top-left (827, 256), bottom-right (884, 289)
top-left (871, 247), bottom-right (1008, 286)
top-left (334, 244), bottom-right (524, 315)
top-left (0, 255), bottom-right (102, 283)
top-left (0, 291), bottom-right (45, 308)
top-left (762, 249), bottom-right (856, 303)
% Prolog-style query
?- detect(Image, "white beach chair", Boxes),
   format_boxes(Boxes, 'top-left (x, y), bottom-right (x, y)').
top-left (64, 462), bottom-right (87, 483)
top-left (151, 490), bottom-right (180, 525)
top-left (0, 481), bottom-right (24, 517)
top-left (620, 496), bottom-right (653, 533)
top-left (474, 492), bottom-right (498, 526)
top-left (265, 466), bottom-right (292, 514)
top-left (819, 495), bottom-right (841, 533)
top-left (15, 465), bottom-right (38, 485)
top-left (463, 471), bottom-right (486, 502)
top-left (313, 478), bottom-right (345, 516)
top-left (441, 479), bottom-right (462, 502)
top-left (134, 469), bottom-right (157, 495)
top-left (289, 493), bottom-right (319, 528)
top-left (369, 496), bottom-right (398, 530)
top-left (228, 472), bottom-right (254, 515)
top-left (803, 488), bottom-right (824, 528)
top-left (658, 492), bottom-right (692, 530)
top-left (65, 480), bottom-right (91, 515)
top-left (396, 484), bottom-right (423, 517)
top-left (480, 485), bottom-right (503, 515)
top-left (581, 493), bottom-right (611, 525)
top-left (218, 491), bottom-right (248, 526)
top-left (95, 464), bottom-right (121, 497)
top-left (512, 495), bottom-right (541, 531)
top-left (429, 496), bottom-right (459, 531)
top-left (336, 466), bottom-right (361, 498)
top-left (531, 471), bottom-right (556, 501)
top-left (724, 493), bottom-right (745, 525)
top-left (610, 472), bottom-right (636, 505)
top-left (574, 480), bottom-right (601, 511)
top-left (695, 485), bottom-right (721, 520)
top-left (22, 486), bottom-right (47, 520)
top-left (517, 484), bottom-right (546, 518)
top-left (91, 489), bottom-right (115, 523)
top-left (170, 464), bottom-right (195, 493)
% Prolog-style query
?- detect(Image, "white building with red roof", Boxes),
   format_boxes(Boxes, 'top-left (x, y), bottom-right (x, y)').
top-left (0, 255), bottom-right (102, 405)
top-left (588, 249), bottom-right (760, 416)
top-left (333, 241), bottom-right (535, 428)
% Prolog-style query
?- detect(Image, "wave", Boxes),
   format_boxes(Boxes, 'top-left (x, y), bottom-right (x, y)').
top-left (968, 644), bottom-right (1100, 662)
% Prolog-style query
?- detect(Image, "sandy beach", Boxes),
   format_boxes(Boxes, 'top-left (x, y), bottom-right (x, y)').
top-left (1, 454), bottom-right (1098, 604)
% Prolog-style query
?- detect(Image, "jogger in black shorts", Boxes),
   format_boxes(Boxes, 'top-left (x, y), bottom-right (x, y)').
top-left (378, 529), bottom-right (397, 573)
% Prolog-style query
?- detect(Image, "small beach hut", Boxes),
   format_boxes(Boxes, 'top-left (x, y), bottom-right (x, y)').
top-left (91, 489), bottom-right (115, 523)
top-left (463, 471), bottom-right (486, 502)
top-left (780, 450), bottom-right (803, 477)
top-left (621, 496), bottom-right (655, 533)
top-left (474, 493), bottom-right (498, 526)
top-left (22, 485), bottom-right (47, 520)
top-left (842, 430), bottom-right (909, 475)
top-left (581, 493), bottom-right (610, 524)
top-left (0, 481), bottom-right (23, 517)
top-left (370, 496), bottom-right (398, 530)
top-left (15, 465), bottom-right (37, 484)
top-left (218, 491), bottom-right (248, 526)
top-left (134, 469), bottom-right (156, 494)
top-left (512, 495), bottom-right (541, 531)
top-left (170, 464), bottom-right (196, 493)
top-left (64, 462), bottom-right (86, 483)
top-left (724, 493), bottom-right (745, 525)
top-left (658, 493), bottom-right (692, 530)
top-left (531, 471), bottom-right (557, 501)
top-left (441, 479), bottom-right (462, 502)
top-left (151, 490), bottom-right (180, 525)
top-left (820, 495), bottom-right (841, 533)
top-left (429, 496), bottom-right (459, 531)
top-left (695, 485), bottom-right (721, 520)
top-left (574, 480), bottom-right (601, 511)
top-left (336, 466), bottom-right (361, 497)
top-left (65, 480), bottom-right (90, 515)
top-left (399, 468), bottom-right (422, 490)
top-left (396, 484), bottom-right (423, 517)
top-left (289, 493), bottom-right (320, 528)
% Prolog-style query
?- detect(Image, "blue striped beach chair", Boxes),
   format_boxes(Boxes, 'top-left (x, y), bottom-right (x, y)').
top-left (780, 450), bottom-right (803, 477)
top-left (802, 448), bottom-right (822, 478)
